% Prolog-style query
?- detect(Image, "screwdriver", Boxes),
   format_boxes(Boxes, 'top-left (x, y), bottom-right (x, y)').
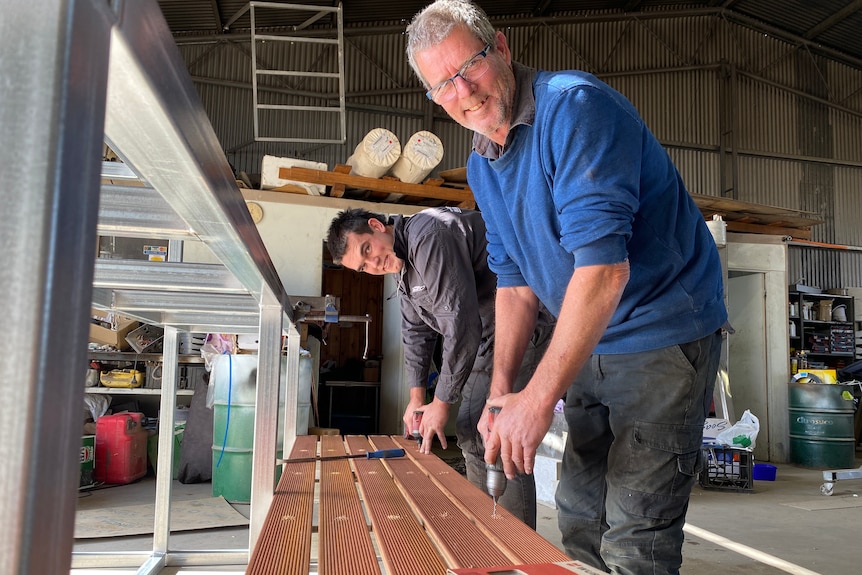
top-left (277, 448), bottom-right (405, 464)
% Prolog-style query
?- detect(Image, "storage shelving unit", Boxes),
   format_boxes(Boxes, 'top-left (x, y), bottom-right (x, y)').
top-left (789, 290), bottom-right (857, 370)
top-left (4, 1), bottom-right (306, 574)
top-left (87, 352), bottom-right (204, 398)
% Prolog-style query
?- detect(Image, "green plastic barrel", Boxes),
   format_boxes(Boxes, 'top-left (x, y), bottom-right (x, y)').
top-left (211, 354), bottom-right (311, 503)
top-left (211, 354), bottom-right (258, 503)
top-left (789, 383), bottom-right (856, 469)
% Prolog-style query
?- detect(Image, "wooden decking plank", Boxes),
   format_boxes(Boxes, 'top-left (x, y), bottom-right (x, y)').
top-left (390, 435), bottom-right (570, 565)
top-left (318, 435), bottom-right (380, 575)
top-left (347, 435), bottom-right (446, 575)
top-left (368, 435), bottom-right (512, 570)
top-left (246, 434), bottom-right (318, 575)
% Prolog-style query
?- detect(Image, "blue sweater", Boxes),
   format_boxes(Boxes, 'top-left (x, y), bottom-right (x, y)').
top-left (468, 68), bottom-right (726, 354)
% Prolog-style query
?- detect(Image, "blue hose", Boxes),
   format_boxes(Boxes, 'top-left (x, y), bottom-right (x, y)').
top-left (215, 353), bottom-right (232, 467)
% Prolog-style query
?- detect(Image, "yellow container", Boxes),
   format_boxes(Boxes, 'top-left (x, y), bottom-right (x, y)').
top-left (100, 369), bottom-right (144, 388)
top-left (792, 369), bottom-right (837, 384)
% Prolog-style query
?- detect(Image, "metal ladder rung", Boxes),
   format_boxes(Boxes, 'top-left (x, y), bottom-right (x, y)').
top-left (259, 104), bottom-right (342, 113)
top-left (253, 33), bottom-right (339, 45)
top-left (256, 69), bottom-right (341, 79)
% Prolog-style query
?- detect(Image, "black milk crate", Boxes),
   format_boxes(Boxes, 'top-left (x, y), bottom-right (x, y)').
top-left (699, 445), bottom-right (753, 492)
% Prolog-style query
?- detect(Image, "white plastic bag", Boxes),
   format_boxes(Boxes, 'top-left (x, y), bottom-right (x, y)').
top-left (201, 333), bottom-right (236, 408)
top-left (715, 409), bottom-right (760, 449)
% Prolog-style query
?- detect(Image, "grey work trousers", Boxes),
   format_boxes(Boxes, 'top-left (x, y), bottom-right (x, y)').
top-left (456, 325), bottom-right (553, 529)
top-left (556, 331), bottom-right (722, 575)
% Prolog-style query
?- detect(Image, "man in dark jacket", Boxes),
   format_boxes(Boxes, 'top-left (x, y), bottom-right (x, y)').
top-left (326, 206), bottom-right (553, 527)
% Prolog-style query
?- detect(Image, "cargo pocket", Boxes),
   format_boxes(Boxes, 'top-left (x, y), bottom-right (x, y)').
top-left (619, 420), bottom-right (704, 520)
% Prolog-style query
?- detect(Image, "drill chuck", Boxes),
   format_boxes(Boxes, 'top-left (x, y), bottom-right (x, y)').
top-left (485, 462), bottom-right (507, 498)
top-left (411, 410), bottom-right (423, 446)
top-left (485, 406), bottom-right (507, 498)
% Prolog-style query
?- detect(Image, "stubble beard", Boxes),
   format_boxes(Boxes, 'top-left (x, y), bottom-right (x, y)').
top-left (469, 74), bottom-right (515, 140)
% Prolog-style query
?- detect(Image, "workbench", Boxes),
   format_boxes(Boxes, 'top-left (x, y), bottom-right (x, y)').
top-left (247, 434), bottom-right (570, 575)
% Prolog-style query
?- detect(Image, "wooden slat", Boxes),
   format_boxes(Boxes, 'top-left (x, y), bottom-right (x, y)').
top-left (319, 435), bottom-right (380, 575)
top-left (246, 435), bottom-right (318, 575)
top-left (277, 166), bottom-right (474, 204)
top-left (249, 435), bottom-right (571, 575)
top-left (347, 435), bottom-right (446, 575)
top-left (368, 435), bottom-right (512, 570)
top-left (724, 220), bottom-right (812, 239)
top-left (389, 435), bottom-right (570, 565)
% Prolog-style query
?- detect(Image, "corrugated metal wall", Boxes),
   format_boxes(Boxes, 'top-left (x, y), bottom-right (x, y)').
top-left (177, 12), bottom-right (862, 288)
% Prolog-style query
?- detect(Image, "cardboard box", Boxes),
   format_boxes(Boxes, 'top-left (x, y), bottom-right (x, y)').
top-left (535, 454), bottom-right (562, 509)
top-left (89, 308), bottom-right (139, 350)
top-left (80, 435), bottom-right (95, 489)
top-left (703, 418), bottom-right (730, 443)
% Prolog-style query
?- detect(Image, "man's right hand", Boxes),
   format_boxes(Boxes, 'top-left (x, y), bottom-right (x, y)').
top-left (402, 397), bottom-right (425, 439)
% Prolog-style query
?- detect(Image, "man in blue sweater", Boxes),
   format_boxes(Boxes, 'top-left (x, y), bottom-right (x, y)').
top-left (406, 1), bottom-right (727, 574)
top-left (326, 207), bottom-right (554, 527)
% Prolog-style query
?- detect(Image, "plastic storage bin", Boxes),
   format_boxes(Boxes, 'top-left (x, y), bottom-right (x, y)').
top-left (95, 412), bottom-right (149, 484)
top-left (753, 463), bottom-right (777, 481)
top-left (699, 445), bottom-right (753, 492)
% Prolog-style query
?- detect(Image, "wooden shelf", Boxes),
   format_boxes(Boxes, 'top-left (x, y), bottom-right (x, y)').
top-left (85, 387), bottom-right (194, 396)
top-left (274, 165), bottom-right (476, 208)
top-left (87, 351), bottom-right (204, 363)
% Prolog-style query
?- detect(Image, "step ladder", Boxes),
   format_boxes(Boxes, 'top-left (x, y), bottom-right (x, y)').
top-left (226, 1), bottom-right (347, 144)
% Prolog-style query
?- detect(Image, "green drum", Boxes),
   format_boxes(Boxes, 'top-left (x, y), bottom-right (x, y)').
top-left (789, 383), bottom-right (856, 469)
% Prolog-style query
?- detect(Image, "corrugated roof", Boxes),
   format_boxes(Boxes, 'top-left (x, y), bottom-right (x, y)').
top-left (159, 0), bottom-right (862, 70)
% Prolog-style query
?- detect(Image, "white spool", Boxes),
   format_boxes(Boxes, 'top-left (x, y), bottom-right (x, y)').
top-left (346, 128), bottom-right (401, 178)
top-left (388, 130), bottom-right (445, 184)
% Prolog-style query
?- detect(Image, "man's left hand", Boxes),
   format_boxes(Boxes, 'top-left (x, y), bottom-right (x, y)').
top-left (418, 399), bottom-right (451, 455)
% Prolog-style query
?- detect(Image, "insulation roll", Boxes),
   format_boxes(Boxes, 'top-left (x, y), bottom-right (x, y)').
top-left (388, 130), bottom-right (444, 184)
top-left (346, 128), bottom-right (401, 178)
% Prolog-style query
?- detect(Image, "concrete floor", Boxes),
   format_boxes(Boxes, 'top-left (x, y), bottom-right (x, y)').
top-left (71, 452), bottom-right (861, 575)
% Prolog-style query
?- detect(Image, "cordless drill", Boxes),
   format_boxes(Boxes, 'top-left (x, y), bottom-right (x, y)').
top-left (485, 406), bottom-right (507, 504)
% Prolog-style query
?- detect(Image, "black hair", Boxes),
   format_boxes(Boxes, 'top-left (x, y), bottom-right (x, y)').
top-left (325, 208), bottom-right (387, 264)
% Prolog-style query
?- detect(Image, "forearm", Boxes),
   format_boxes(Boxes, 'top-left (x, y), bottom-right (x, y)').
top-left (522, 261), bottom-right (630, 409)
top-left (490, 286), bottom-right (539, 398)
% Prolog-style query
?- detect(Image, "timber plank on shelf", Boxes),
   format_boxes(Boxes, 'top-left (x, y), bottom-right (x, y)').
top-left (271, 164), bottom-right (821, 239)
top-left (274, 165), bottom-right (476, 209)
top-left (691, 193), bottom-right (821, 239)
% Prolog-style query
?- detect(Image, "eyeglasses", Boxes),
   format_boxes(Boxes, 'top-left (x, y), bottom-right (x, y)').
top-left (425, 43), bottom-right (492, 104)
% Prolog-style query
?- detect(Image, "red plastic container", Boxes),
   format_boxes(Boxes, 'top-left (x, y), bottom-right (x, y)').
top-left (95, 412), bottom-right (148, 484)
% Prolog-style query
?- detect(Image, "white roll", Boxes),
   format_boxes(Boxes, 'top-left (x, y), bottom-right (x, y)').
top-left (388, 130), bottom-right (445, 184)
top-left (345, 128), bottom-right (401, 178)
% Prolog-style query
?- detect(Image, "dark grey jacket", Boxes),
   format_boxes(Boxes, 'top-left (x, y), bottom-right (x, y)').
top-left (392, 208), bottom-right (496, 403)
top-left (393, 206), bottom-right (550, 406)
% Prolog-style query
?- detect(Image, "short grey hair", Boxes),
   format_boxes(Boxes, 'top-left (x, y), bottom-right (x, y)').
top-left (405, 0), bottom-right (497, 87)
